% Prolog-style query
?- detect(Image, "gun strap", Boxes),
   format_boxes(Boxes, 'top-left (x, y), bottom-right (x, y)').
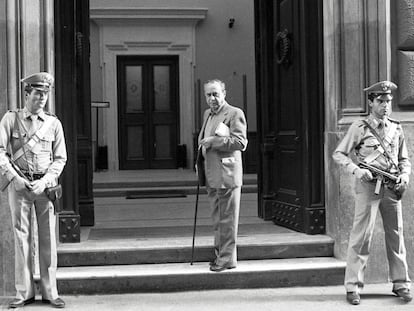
top-left (14, 112), bottom-right (33, 180)
top-left (12, 111), bottom-right (55, 162)
top-left (362, 119), bottom-right (399, 172)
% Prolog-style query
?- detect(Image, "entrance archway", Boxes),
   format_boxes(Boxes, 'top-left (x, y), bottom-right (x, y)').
top-left (54, 0), bottom-right (326, 242)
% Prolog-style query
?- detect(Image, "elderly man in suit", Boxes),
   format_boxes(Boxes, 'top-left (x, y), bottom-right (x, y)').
top-left (198, 79), bottom-right (248, 272)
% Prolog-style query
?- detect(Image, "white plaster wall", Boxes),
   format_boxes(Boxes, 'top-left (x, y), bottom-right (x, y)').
top-left (92, 15), bottom-right (203, 170)
top-left (90, 0), bottom-right (256, 170)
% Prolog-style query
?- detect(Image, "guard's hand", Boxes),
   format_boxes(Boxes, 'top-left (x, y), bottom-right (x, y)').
top-left (13, 175), bottom-right (32, 192)
top-left (397, 173), bottom-right (409, 185)
top-left (30, 179), bottom-right (47, 195)
top-left (354, 168), bottom-right (373, 182)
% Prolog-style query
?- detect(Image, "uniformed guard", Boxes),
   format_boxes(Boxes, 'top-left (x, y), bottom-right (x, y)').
top-left (333, 81), bottom-right (412, 305)
top-left (0, 72), bottom-right (67, 308)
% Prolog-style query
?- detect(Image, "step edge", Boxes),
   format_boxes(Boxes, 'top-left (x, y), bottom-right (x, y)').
top-left (54, 258), bottom-right (346, 280)
top-left (58, 239), bottom-right (335, 254)
top-left (93, 184), bottom-right (258, 192)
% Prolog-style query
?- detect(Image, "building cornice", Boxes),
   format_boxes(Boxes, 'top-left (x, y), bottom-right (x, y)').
top-left (90, 7), bottom-right (208, 25)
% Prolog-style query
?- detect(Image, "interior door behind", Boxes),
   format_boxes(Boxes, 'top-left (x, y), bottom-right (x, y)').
top-left (117, 56), bottom-right (179, 169)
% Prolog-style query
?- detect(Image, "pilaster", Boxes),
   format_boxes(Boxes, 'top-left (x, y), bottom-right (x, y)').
top-left (0, 0), bottom-right (55, 295)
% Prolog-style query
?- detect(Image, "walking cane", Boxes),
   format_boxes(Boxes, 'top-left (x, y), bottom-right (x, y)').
top-left (190, 181), bottom-right (200, 265)
top-left (191, 147), bottom-right (204, 265)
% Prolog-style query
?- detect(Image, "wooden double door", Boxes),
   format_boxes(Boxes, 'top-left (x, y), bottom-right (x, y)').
top-left (117, 56), bottom-right (179, 170)
top-left (255, 0), bottom-right (325, 234)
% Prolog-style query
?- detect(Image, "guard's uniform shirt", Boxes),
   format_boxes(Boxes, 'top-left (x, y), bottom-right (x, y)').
top-left (0, 108), bottom-right (66, 186)
top-left (333, 114), bottom-right (410, 176)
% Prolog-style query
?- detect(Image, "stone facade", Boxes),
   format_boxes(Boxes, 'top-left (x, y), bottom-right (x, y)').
top-left (2, 0), bottom-right (414, 297)
top-left (0, 0), bottom-right (54, 296)
top-left (326, 0), bottom-right (414, 283)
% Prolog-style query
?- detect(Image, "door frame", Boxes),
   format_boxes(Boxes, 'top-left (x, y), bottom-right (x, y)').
top-left (91, 9), bottom-right (206, 171)
top-left (117, 55), bottom-right (180, 169)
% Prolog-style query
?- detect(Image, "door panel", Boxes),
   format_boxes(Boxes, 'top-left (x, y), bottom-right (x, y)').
top-left (118, 56), bottom-right (178, 169)
top-left (255, 0), bottom-right (325, 234)
top-left (273, 0), bottom-right (302, 214)
top-left (153, 65), bottom-right (171, 111)
top-left (125, 66), bottom-right (143, 112)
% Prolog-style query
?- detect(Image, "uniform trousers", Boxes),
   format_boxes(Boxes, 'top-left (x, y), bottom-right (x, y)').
top-left (206, 186), bottom-right (241, 266)
top-left (9, 187), bottom-right (58, 300)
top-left (345, 180), bottom-right (411, 292)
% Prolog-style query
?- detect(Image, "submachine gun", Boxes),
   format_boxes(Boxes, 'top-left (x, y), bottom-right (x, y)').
top-left (358, 161), bottom-right (406, 199)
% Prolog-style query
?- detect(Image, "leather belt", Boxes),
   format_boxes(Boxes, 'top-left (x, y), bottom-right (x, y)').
top-left (22, 172), bottom-right (45, 181)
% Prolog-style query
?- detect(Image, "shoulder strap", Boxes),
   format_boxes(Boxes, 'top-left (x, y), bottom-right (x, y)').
top-left (12, 114), bottom-right (56, 161)
top-left (362, 120), bottom-right (399, 172)
top-left (13, 112), bottom-right (33, 179)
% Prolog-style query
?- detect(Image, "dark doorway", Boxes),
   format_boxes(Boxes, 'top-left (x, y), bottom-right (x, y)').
top-left (255, 0), bottom-right (325, 234)
top-left (117, 56), bottom-right (179, 169)
top-left (55, 0), bottom-right (94, 241)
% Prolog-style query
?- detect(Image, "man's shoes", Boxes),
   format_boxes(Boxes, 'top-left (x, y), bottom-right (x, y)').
top-left (209, 263), bottom-right (236, 272)
top-left (346, 292), bottom-right (360, 305)
top-left (42, 297), bottom-right (66, 308)
top-left (393, 288), bottom-right (413, 302)
top-left (8, 297), bottom-right (35, 308)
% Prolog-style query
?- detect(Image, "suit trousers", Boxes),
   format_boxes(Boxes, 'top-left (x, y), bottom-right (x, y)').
top-left (344, 180), bottom-right (411, 292)
top-left (206, 186), bottom-right (241, 266)
top-left (9, 187), bottom-right (58, 300)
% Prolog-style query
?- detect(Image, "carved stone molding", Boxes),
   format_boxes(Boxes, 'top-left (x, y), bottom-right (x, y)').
top-left (93, 7), bottom-right (207, 170)
top-left (396, 1), bottom-right (414, 106)
top-left (398, 51), bottom-right (414, 106)
top-left (90, 7), bottom-right (208, 25)
top-left (105, 42), bottom-right (190, 51)
top-left (396, 0), bottom-right (414, 49)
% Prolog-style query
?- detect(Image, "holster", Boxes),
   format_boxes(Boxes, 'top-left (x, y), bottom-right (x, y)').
top-left (45, 184), bottom-right (63, 213)
top-left (389, 181), bottom-right (407, 200)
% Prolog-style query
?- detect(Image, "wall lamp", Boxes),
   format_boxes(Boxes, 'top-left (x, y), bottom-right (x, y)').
top-left (228, 18), bottom-right (235, 28)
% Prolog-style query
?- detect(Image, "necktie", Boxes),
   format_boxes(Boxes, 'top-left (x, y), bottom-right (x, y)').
top-left (29, 115), bottom-right (39, 137)
top-left (377, 120), bottom-right (385, 138)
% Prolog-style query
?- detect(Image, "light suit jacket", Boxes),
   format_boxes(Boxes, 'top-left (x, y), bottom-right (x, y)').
top-left (198, 102), bottom-right (248, 188)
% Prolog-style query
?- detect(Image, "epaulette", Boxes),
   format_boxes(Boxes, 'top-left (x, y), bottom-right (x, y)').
top-left (387, 117), bottom-right (400, 124)
top-left (356, 119), bottom-right (367, 128)
top-left (45, 111), bottom-right (57, 118)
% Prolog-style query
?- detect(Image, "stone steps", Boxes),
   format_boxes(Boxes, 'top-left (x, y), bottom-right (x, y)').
top-left (55, 231), bottom-right (345, 293)
top-left (58, 233), bottom-right (334, 266)
top-left (53, 258), bottom-right (345, 294)
top-left (56, 172), bottom-right (344, 294)
top-left (93, 184), bottom-right (257, 197)
top-left (93, 175), bottom-right (257, 189)
top-left (92, 174), bottom-right (257, 197)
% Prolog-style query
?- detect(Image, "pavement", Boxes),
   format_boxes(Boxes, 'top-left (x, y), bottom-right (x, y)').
top-left (1, 283), bottom-right (413, 311)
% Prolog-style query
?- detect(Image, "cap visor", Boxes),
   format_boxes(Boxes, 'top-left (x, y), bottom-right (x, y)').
top-left (33, 87), bottom-right (50, 92)
top-left (377, 94), bottom-right (393, 100)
